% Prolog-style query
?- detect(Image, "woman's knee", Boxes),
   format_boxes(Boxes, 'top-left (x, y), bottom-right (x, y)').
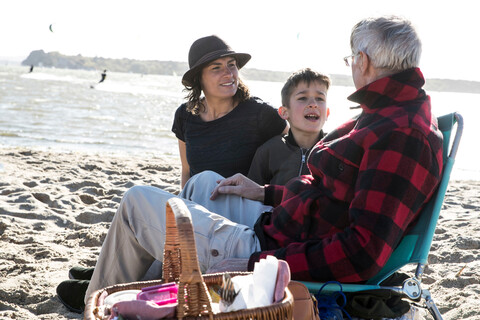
top-left (190, 170), bottom-right (224, 185)
top-left (123, 185), bottom-right (150, 203)
top-left (120, 185), bottom-right (170, 214)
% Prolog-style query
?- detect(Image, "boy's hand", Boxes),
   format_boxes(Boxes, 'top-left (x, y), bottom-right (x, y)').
top-left (210, 173), bottom-right (265, 202)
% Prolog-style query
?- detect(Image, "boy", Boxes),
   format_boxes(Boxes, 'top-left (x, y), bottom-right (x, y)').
top-left (248, 68), bottom-right (330, 185)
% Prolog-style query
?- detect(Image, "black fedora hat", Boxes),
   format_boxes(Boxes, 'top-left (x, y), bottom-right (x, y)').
top-left (182, 35), bottom-right (251, 87)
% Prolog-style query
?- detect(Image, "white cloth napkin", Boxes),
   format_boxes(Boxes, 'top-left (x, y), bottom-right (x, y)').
top-left (219, 255), bottom-right (279, 312)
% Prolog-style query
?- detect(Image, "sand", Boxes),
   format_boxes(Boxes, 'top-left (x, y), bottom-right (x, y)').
top-left (0, 147), bottom-right (479, 320)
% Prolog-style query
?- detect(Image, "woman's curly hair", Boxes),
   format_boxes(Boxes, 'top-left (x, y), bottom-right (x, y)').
top-left (183, 72), bottom-right (250, 115)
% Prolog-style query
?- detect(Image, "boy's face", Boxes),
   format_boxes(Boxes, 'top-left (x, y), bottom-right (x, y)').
top-left (279, 81), bottom-right (328, 136)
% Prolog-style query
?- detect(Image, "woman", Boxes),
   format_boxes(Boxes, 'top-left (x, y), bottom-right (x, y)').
top-left (56, 36), bottom-right (287, 313)
top-left (172, 35), bottom-right (287, 187)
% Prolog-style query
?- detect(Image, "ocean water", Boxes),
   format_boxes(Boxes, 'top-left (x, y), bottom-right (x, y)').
top-left (0, 65), bottom-right (477, 180)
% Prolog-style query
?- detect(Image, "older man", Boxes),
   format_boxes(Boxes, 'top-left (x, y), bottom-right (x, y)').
top-left (58, 16), bottom-right (443, 313)
top-left (208, 15), bottom-right (443, 282)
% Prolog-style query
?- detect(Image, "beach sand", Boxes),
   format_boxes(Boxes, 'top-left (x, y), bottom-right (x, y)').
top-left (0, 148), bottom-right (479, 319)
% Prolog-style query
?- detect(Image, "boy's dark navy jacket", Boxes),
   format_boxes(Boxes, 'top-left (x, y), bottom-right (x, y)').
top-left (247, 129), bottom-right (325, 186)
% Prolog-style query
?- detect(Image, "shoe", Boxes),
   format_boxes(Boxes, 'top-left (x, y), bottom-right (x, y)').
top-left (56, 279), bottom-right (89, 313)
top-left (68, 266), bottom-right (94, 280)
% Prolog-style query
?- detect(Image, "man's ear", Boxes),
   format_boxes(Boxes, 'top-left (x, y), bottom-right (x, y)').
top-left (278, 106), bottom-right (289, 120)
top-left (327, 107), bottom-right (330, 119)
top-left (358, 51), bottom-right (370, 74)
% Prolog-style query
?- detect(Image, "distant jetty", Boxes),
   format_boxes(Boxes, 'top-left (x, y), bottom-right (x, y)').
top-left (22, 50), bottom-right (480, 94)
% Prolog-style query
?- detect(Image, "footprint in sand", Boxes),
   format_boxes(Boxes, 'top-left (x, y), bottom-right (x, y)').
top-left (140, 164), bottom-right (174, 172)
top-left (79, 194), bottom-right (96, 205)
top-left (437, 275), bottom-right (480, 289)
top-left (1, 187), bottom-right (27, 196)
top-left (106, 188), bottom-right (123, 195)
top-left (23, 181), bottom-right (38, 188)
top-left (79, 163), bottom-right (102, 171)
top-left (81, 187), bottom-right (105, 196)
top-left (32, 192), bottom-right (51, 204)
top-left (112, 181), bottom-right (135, 188)
top-left (0, 221), bottom-right (7, 235)
top-left (65, 227), bottom-right (107, 246)
top-left (65, 181), bottom-right (104, 193)
top-left (19, 203), bottom-right (38, 211)
top-left (461, 203), bottom-right (480, 210)
top-left (455, 237), bottom-right (480, 250)
top-left (25, 243), bottom-right (58, 260)
top-left (76, 210), bottom-right (115, 224)
top-left (64, 182), bottom-right (109, 206)
top-left (32, 222), bottom-right (46, 231)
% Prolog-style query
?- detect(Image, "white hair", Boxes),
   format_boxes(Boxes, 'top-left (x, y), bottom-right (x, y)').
top-left (350, 16), bottom-right (422, 72)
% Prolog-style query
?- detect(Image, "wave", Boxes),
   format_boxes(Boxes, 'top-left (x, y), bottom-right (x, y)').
top-left (20, 72), bottom-right (90, 84)
top-left (0, 132), bottom-right (19, 137)
top-left (95, 82), bottom-right (184, 98)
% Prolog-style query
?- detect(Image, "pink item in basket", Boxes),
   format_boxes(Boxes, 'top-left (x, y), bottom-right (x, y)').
top-left (137, 282), bottom-right (178, 306)
top-left (109, 300), bottom-right (176, 320)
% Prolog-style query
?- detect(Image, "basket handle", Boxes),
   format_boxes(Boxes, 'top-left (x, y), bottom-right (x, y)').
top-left (163, 197), bottom-right (214, 319)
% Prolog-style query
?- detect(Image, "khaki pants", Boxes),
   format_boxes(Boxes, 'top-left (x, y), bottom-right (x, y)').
top-left (85, 171), bottom-right (272, 302)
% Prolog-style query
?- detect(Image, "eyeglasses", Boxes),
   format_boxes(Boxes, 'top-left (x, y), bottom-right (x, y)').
top-left (343, 54), bottom-right (357, 67)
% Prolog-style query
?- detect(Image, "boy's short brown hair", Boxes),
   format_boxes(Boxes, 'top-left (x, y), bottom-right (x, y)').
top-left (281, 68), bottom-right (331, 107)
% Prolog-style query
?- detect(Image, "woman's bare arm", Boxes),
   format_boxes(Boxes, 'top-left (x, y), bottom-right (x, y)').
top-left (178, 139), bottom-right (190, 188)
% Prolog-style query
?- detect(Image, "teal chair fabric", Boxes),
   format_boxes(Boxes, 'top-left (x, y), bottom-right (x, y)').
top-left (301, 112), bottom-right (463, 320)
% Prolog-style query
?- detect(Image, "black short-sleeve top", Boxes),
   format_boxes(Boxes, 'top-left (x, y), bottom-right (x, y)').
top-left (172, 97), bottom-right (286, 178)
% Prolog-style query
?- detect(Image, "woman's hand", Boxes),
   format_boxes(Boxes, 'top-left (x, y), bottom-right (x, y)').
top-left (210, 173), bottom-right (265, 202)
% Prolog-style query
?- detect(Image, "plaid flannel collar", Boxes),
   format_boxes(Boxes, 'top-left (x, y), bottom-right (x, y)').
top-left (347, 68), bottom-right (426, 113)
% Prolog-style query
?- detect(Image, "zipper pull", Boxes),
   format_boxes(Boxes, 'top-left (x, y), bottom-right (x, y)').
top-left (299, 149), bottom-right (307, 176)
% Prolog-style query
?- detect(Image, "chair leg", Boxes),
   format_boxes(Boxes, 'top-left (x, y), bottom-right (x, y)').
top-left (422, 289), bottom-right (443, 320)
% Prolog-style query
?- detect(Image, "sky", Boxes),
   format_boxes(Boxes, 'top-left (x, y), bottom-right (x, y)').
top-left (2, 0), bottom-right (479, 81)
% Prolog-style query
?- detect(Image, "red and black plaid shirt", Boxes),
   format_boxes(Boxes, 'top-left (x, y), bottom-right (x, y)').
top-left (249, 68), bottom-right (444, 283)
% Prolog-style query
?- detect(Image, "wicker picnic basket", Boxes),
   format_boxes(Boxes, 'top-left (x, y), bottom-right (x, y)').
top-left (84, 197), bottom-right (294, 320)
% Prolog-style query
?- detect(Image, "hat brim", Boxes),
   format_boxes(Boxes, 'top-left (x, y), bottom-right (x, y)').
top-left (182, 52), bottom-right (251, 87)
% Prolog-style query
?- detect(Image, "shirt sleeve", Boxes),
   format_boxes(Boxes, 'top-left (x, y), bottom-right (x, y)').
top-left (257, 102), bottom-right (286, 139)
top-left (247, 144), bottom-right (271, 185)
top-left (250, 127), bottom-right (442, 283)
top-left (263, 184), bottom-right (286, 207)
top-left (171, 104), bottom-right (187, 142)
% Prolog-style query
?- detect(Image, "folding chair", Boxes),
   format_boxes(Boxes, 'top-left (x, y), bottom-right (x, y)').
top-left (301, 112), bottom-right (463, 320)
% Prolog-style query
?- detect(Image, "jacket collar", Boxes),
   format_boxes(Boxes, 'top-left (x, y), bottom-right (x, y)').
top-left (285, 128), bottom-right (324, 149)
top-left (347, 68), bottom-right (426, 113)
